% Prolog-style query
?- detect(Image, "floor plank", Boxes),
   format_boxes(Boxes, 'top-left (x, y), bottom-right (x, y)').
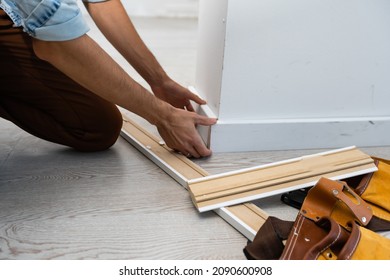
top-left (0, 121), bottom-right (248, 259)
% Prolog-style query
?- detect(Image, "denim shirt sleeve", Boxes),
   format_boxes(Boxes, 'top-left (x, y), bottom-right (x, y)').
top-left (0, 0), bottom-right (108, 41)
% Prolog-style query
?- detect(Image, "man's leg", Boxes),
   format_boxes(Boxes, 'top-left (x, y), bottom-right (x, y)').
top-left (0, 10), bottom-right (122, 152)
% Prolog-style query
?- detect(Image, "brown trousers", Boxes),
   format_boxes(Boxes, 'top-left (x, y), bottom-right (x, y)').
top-left (0, 10), bottom-right (122, 152)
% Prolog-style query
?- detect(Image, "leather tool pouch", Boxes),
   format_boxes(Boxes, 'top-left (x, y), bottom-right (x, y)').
top-left (344, 157), bottom-right (390, 230)
top-left (244, 177), bottom-right (390, 260)
top-left (280, 157), bottom-right (390, 230)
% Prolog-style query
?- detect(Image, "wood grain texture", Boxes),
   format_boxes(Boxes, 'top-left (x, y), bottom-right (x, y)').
top-left (189, 147), bottom-right (376, 211)
top-left (0, 121), bottom-right (247, 259)
top-left (120, 114), bottom-right (269, 241)
top-left (121, 115), bottom-right (208, 183)
top-left (2, 120), bottom-right (389, 259)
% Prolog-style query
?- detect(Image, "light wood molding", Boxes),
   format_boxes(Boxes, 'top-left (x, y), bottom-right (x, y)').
top-left (188, 146), bottom-right (377, 212)
top-left (120, 115), bottom-right (377, 240)
top-left (222, 203), bottom-right (269, 236)
top-left (120, 113), bottom-right (267, 240)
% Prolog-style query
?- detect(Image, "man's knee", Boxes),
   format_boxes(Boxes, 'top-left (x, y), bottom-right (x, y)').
top-left (74, 106), bottom-right (123, 152)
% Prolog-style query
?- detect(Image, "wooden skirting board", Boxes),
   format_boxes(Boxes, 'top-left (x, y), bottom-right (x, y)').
top-left (121, 114), bottom-right (267, 241)
top-left (120, 113), bottom-right (377, 240)
top-left (187, 146), bottom-right (377, 212)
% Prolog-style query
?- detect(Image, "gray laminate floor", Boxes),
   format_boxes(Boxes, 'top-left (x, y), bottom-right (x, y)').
top-left (1, 15), bottom-right (389, 260)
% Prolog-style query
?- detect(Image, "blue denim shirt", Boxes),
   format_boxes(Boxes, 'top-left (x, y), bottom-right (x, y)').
top-left (0, 0), bottom-right (107, 41)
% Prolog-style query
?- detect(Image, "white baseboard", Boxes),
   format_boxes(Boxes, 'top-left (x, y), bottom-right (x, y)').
top-left (190, 84), bottom-right (390, 152)
top-left (198, 112), bottom-right (390, 152)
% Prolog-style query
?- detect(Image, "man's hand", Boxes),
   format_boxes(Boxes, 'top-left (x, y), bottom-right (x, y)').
top-left (150, 77), bottom-right (218, 158)
top-left (156, 107), bottom-right (217, 158)
top-left (151, 78), bottom-right (206, 112)
top-left (80, 0), bottom-right (217, 157)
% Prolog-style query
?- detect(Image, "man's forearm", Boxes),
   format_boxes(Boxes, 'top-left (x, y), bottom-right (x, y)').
top-left (84, 0), bottom-right (168, 87)
top-left (32, 1), bottom-right (216, 157)
top-left (32, 34), bottom-right (170, 126)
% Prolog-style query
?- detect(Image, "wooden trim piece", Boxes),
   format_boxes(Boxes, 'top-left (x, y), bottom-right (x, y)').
top-left (120, 114), bottom-right (266, 240)
top-left (220, 204), bottom-right (269, 240)
top-left (188, 146), bottom-right (378, 212)
top-left (120, 115), bottom-right (376, 240)
top-left (121, 116), bottom-right (208, 187)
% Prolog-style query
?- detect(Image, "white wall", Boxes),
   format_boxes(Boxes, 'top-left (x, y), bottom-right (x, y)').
top-left (195, 0), bottom-right (227, 116)
top-left (121, 0), bottom-right (199, 18)
top-left (219, 0), bottom-right (390, 122)
top-left (196, 0), bottom-right (390, 152)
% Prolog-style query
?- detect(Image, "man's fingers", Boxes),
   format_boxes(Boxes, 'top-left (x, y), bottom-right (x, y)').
top-left (191, 133), bottom-right (212, 158)
top-left (186, 147), bottom-right (201, 158)
top-left (189, 94), bottom-right (206, 105)
top-left (157, 108), bottom-right (215, 158)
top-left (185, 102), bottom-right (195, 112)
top-left (195, 115), bottom-right (218, 126)
top-left (187, 86), bottom-right (207, 105)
